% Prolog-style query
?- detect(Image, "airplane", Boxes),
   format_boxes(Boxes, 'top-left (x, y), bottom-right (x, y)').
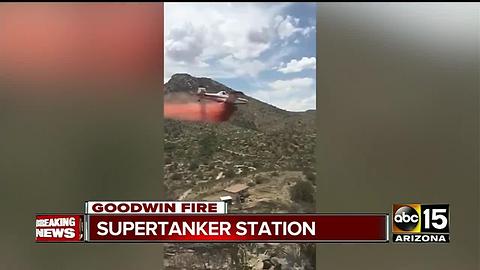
top-left (197, 86), bottom-right (248, 104)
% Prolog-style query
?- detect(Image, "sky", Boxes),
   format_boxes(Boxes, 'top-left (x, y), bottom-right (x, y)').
top-left (164, 3), bottom-right (316, 112)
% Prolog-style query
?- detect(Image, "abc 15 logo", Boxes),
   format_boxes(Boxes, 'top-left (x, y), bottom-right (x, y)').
top-left (392, 204), bottom-right (449, 234)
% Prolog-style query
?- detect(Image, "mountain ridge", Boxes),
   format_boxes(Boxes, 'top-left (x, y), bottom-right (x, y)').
top-left (164, 73), bottom-right (315, 132)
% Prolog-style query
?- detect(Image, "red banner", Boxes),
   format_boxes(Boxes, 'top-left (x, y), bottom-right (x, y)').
top-left (87, 214), bottom-right (388, 243)
top-left (36, 214), bottom-right (84, 242)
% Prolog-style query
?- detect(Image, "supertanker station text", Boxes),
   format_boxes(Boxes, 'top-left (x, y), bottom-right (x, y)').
top-left (96, 221), bottom-right (316, 237)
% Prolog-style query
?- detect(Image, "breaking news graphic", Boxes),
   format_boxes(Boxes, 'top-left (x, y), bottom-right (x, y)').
top-left (35, 215), bottom-right (84, 242)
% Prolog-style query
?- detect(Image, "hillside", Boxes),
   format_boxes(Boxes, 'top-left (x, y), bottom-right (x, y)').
top-left (165, 73), bottom-right (316, 132)
top-left (164, 74), bottom-right (316, 200)
top-left (163, 74), bottom-right (316, 269)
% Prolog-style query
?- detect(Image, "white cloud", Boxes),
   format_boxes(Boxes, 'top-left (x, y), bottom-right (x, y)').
top-left (274, 15), bottom-right (315, 40)
top-left (269, 77), bottom-right (314, 92)
top-left (275, 15), bottom-right (301, 39)
top-left (219, 55), bottom-right (267, 77)
top-left (277, 57), bottom-right (316, 73)
top-left (252, 77), bottom-right (316, 111)
top-left (164, 3), bottom-right (288, 80)
top-left (276, 95), bottom-right (316, 112)
top-left (301, 26), bottom-right (316, 37)
top-left (164, 3), bottom-right (316, 81)
top-left (165, 23), bottom-right (206, 64)
top-left (164, 3), bottom-right (317, 112)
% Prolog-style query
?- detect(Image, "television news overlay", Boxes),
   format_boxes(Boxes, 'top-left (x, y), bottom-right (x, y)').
top-left (36, 201), bottom-right (389, 243)
top-left (35, 214), bottom-right (84, 243)
top-left (86, 214), bottom-right (388, 242)
top-left (392, 204), bottom-right (450, 243)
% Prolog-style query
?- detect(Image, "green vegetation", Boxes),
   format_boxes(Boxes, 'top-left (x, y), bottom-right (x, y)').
top-left (171, 173), bottom-right (181, 181)
top-left (302, 169), bottom-right (316, 184)
top-left (188, 160), bottom-right (199, 170)
top-left (165, 142), bottom-right (176, 152)
top-left (290, 181), bottom-right (314, 203)
top-left (198, 131), bottom-right (218, 161)
top-left (270, 171), bottom-right (279, 177)
top-left (255, 174), bottom-right (269, 184)
top-left (224, 168), bottom-right (235, 178)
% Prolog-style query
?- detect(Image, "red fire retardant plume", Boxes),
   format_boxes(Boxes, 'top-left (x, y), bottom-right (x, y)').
top-left (164, 101), bottom-right (235, 122)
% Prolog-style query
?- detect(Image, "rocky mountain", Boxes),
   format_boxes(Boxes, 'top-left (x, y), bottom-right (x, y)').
top-left (164, 73), bottom-right (315, 132)
top-left (164, 73), bottom-right (316, 198)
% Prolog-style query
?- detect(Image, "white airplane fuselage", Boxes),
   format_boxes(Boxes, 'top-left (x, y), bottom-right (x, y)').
top-left (198, 89), bottom-right (248, 104)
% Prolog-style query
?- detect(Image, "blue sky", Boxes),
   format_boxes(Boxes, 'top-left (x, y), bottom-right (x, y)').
top-left (165, 3), bottom-right (316, 111)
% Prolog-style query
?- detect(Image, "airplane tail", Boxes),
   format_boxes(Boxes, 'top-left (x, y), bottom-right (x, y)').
top-left (225, 93), bottom-right (238, 104)
top-left (227, 91), bottom-right (249, 104)
top-left (197, 87), bottom-right (206, 95)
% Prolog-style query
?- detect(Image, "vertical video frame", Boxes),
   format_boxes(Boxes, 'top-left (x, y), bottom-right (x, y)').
top-left (163, 3), bottom-right (317, 269)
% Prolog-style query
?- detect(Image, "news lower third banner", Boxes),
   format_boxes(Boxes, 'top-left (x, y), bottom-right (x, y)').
top-left (86, 214), bottom-right (388, 242)
top-left (35, 201), bottom-right (389, 243)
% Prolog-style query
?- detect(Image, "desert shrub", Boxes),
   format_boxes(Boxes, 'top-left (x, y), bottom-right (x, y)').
top-left (171, 173), bottom-right (182, 181)
top-left (195, 171), bottom-right (203, 180)
top-left (300, 244), bottom-right (316, 268)
top-left (290, 181), bottom-right (314, 203)
top-left (303, 169), bottom-right (316, 183)
top-left (224, 169), bottom-right (235, 178)
top-left (165, 142), bottom-right (176, 152)
top-left (252, 160), bottom-right (262, 168)
top-left (270, 171), bottom-right (280, 177)
top-left (188, 160), bottom-right (199, 170)
top-left (255, 175), bottom-right (269, 184)
top-left (198, 132), bottom-right (218, 160)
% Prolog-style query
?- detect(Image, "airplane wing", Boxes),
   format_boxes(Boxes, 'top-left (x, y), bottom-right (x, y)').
top-left (196, 87), bottom-right (247, 104)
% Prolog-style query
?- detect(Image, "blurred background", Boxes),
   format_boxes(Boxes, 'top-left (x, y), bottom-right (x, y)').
top-left (0, 3), bottom-right (165, 269)
top-left (0, 3), bottom-right (479, 270)
top-left (316, 3), bottom-right (479, 270)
